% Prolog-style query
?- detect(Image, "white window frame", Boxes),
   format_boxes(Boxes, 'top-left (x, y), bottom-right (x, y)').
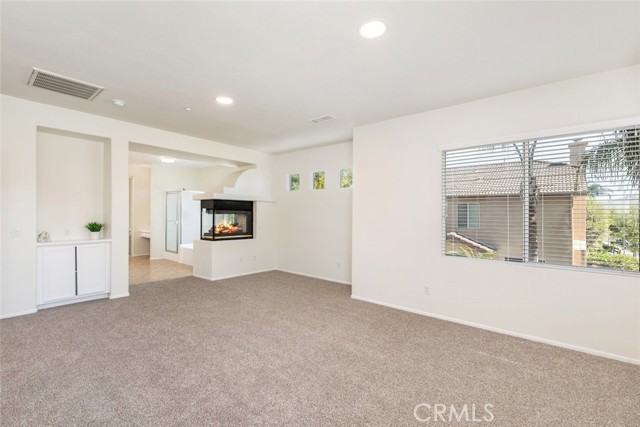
top-left (456, 203), bottom-right (480, 229)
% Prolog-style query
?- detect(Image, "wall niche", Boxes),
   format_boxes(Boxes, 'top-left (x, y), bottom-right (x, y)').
top-left (36, 127), bottom-right (111, 241)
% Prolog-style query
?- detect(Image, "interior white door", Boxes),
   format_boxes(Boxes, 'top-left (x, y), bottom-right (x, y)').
top-left (77, 243), bottom-right (109, 296)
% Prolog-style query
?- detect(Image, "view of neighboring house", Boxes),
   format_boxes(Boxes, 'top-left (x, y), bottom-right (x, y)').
top-left (445, 159), bottom-right (588, 266)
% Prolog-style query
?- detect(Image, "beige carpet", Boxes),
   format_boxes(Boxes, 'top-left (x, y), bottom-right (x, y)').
top-left (1, 271), bottom-right (638, 426)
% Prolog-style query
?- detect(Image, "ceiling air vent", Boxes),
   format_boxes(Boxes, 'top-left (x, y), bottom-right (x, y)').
top-left (310, 115), bottom-right (337, 124)
top-left (27, 68), bottom-right (104, 101)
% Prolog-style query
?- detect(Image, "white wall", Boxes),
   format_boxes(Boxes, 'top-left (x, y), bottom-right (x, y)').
top-left (1, 101), bottom-right (37, 317)
top-left (0, 96), bottom-right (3, 313)
top-left (129, 165), bottom-right (151, 256)
top-left (273, 142), bottom-right (352, 284)
top-left (37, 131), bottom-right (105, 241)
top-left (352, 65), bottom-right (640, 363)
top-left (197, 165), bottom-right (256, 195)
top-left (181, 190), bottom-right (201, 246)
top-left (103, 141), bottom-right (112, 239)
top-left (222, 167), bottom-right (271, 198)
top-left (1, 94), bottom-right (274, 318)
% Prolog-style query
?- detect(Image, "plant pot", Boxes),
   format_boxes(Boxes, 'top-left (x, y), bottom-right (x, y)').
top-left (90, 231), bottom-right (100, 240)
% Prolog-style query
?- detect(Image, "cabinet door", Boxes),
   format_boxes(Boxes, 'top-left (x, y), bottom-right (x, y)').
top-left (76, 243), bottom-right (110, 296)
top-left (38, 246), bottom-right (76, 304)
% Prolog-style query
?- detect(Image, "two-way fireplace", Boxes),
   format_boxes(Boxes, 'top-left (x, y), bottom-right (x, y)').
top-left (200, 199), bottom-right (254, 241)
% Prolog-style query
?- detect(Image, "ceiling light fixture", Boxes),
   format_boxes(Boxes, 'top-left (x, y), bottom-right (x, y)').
top-left (216, 96), bottom-right (234, 105)
top-left (160, 157), bottom-right (175, 163)
top-left (112, 99), bottom-right (126, 107)
top-left (184, 107), bottom-right (192, 112)
top-left (359, 21), bottom-right (387, 39)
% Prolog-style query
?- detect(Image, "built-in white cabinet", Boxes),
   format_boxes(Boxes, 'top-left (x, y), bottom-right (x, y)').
top-left (37, 241), bottom-right (111, 308)
top-left (39, 245), bottom-right (77, 302)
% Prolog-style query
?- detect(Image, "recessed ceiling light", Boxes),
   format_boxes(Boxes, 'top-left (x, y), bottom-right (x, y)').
top-left (160, 157), bottom-right (175, 163)
top-left (359, 21), bottom-right (387, 39)
top-left (216, 96), bottom-right (234, 105)
top-left (112, 99), bottom-right (126, 107)
top-left (184, 107), bottom-right (192, 112)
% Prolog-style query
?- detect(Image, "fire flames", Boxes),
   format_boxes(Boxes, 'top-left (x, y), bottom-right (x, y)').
top-left (215, 221), bottom-right (242, 234)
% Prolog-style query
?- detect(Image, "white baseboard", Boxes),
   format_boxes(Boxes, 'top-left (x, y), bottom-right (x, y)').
top-left (163, 251), bottom-right (180, 263)
top-left (212, 268), bottom-right (277, 281)
top-left (37, 293), bottom-right (109, 310)
top-left (193, 269), bottom-right (277, 282)
top-left (109, 292), bottom-right (130, 300)
top-left (0, 308), bottom-right (38, 319)
top-left (276, 268), bottom-right (352, 285)
top-left (351, 295), bottom-right (639, 366)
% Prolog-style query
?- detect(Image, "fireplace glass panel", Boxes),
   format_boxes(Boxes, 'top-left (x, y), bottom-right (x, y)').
top-left (201, 205), bottom-right (213, 239)
top-left (201, 200), bottom-right (253, 241)
top-left (214, 211), bottom-right (249, 237)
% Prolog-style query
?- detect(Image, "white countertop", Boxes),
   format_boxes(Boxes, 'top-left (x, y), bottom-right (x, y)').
top-left (36, 239), bottom-right (112, 247)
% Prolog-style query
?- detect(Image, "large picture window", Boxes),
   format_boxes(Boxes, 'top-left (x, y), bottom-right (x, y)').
top-left (442, 125), bottom-right (639, 273)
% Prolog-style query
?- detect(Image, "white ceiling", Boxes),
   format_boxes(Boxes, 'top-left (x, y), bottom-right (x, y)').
top-left (2, 2), bottom-right (639, 153)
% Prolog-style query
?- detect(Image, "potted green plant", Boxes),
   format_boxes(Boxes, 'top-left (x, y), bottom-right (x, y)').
top-left (85, 222), bottom-right (104, 240)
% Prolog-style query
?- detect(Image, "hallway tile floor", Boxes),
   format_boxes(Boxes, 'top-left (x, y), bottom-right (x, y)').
top-left (129, 256), bottom-right (192, 285)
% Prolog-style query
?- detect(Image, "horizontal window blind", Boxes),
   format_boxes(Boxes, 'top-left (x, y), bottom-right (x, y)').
top-left (442, 125), bottom-right (639, 273)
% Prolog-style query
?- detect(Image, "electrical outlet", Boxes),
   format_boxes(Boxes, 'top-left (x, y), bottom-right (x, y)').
top-left (239, 257), bottom-right (243, 263)
top-left (337, 262), bottom-right (342, 269)
top-left (65, 229), bottom-right (70, 236)
top-left (10, 227), bottom-right (20, 237)
top-left (424, 286), bottom-right (430, 295)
